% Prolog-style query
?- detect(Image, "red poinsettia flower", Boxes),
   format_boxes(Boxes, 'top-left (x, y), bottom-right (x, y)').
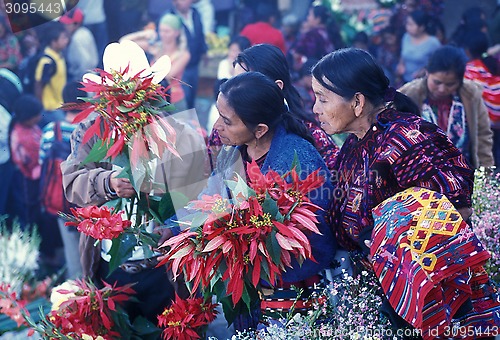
top-left (65, 206), bottom-right (132, 240)
top-left (49, 279), bottom-right (135, 339)
top-left (160, 160), bottom-right (326, 308)
top-left (158, 294), bottom-right (217, 340)
top-left (0, 284), bottom-right (29, 327)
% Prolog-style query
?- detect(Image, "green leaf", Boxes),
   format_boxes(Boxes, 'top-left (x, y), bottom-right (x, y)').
top-left (117, 105), bottom-right (136, 113)
top-left (266, 231), bottom-right (281, 265)
top-left (225, 174), bottom-right (253, 199)
top-left (159, 191), bottom-right (189, 221)
top-left (290, 151), bottom-right (301, 175)
top-left (107, 233), bottom-right (137, 275)
top-left (261, 194), bottom-right (280, 220)
top-left (132, 316), bottom-right (162, 338)
top-left (241, 283), bottom-right (252, 312)
top-left (188, 212), bottom-right (209, 230)
top-left (81, 139), bottom-right (110, 165)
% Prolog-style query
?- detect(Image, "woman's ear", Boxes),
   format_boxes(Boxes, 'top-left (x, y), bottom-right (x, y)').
top-left (254, 123), bottom-right (270, 140)
top-left (352, 92), bottom-right (367, 117)
top-left (274, 80), bottom-right (284, 90)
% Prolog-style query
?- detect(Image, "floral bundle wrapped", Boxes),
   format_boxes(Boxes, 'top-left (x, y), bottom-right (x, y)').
top-left (157, 295), bottom-right (218, 340)
top-left (62, 40), bottom-right (178, 194)
top-left (158, 160), bottom-right (326, 322)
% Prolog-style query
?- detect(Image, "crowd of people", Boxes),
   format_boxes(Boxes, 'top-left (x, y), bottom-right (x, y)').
top-left (0, 0), bottom-right (500, 338)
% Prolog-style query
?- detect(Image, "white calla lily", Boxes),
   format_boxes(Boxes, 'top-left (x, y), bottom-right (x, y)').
top-left (82, 40), bottom-right (171, 84)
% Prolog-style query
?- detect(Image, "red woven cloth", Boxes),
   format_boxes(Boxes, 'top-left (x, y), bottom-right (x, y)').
top-left (371, 187), bottom-right (500, 339)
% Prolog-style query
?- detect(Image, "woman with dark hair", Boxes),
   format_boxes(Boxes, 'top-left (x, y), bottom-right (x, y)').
top-left (208, 71), bottom-right (336, 329)
top-left (8, 94), bottom-right (43, 228)
top-left (463, 31), bottom-right (500, 167)
top-left (312, 47), bottom-right (499, 338)
top-left (396, 10), bottom-right (441, 83)
top-left (208, 43), bottom-right (338, 173)
top-left (290, 4), bottom-right (343, 70)
top-left (399, 45), bottom-right (494, 168)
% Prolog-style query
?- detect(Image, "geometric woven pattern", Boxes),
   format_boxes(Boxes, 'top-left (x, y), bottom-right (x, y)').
top-left (371, 187), bottom-right (499, 339)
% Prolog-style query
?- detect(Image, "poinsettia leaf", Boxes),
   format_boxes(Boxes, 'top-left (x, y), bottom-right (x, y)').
top-left (267, 230), bottom-right (282, 265)
top-left (159, 191), bottom-right (189, 222)
top-left (107, 233), bottom-right (137, 275)
top-left (290, 152), bottom-right (301, 176)
top-left (241, 283), bottom-right (252, 312)
top-left (81, 139), bottom-right (110, 165)
top-left (132, 316), bottom-right (162, 338)
top-left (225, 174), bottom-right (254, 199)
top-left (116, 105), bottom-right (136, 113)
top-left (261, 193), bottom-right (280, 219)
top-left (188, 212), bottom-right (209, 230)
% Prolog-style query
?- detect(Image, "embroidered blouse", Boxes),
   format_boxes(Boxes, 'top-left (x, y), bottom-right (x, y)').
top-left (330, 108), bottom-right (474, 250)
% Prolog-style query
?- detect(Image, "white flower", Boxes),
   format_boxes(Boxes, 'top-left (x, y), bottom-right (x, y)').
top-left (83, 40), bottom-right (171, 85)
top-left (50, 280), bottom-right (80, 311)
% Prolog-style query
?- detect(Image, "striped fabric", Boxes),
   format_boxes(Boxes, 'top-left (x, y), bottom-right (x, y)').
top-left (39, 120), bottom-right (76, 164)
top-left (465, 59), bottom-right (500, 124)
top-left (371, 187), bottom-right (500, 339)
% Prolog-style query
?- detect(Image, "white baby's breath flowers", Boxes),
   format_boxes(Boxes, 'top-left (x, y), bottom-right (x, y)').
top-left (0, 220), bottom-right (40, 294)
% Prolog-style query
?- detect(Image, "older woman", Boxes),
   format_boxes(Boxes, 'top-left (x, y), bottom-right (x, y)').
top-left (312, 47), bottom-right (499, 339)
top-left (399, 45), bottom-right (494, 168)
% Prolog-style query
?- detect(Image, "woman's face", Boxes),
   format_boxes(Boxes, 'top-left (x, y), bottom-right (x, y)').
top-left (426, 71), bottom-right (461, 100)
top-left (227, 43), bottom-right (241, 63)
top-left (306, 9), bottom-right (320, 27)
top-left (405, 16), bottom-right (424, 36)
top-left (159, 23), bottom-right (179, 43)
top-left (214, 93), bottom-right (255, 146)
top-left (312, 77), bottom-right (355, 135)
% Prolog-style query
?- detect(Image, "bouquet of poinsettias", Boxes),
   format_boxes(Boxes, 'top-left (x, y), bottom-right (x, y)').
top-left (60, 40), bottom-right (190, 272)
top-left (157, 159), bottom-right (326, 326)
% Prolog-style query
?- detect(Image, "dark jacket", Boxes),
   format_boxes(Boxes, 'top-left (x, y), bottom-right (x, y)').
top-left (173, 7), bottom-right (208, 67)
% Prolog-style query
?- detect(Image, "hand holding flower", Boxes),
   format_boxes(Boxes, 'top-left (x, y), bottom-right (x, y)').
top-left (110, 172), bottom-right (135, 198)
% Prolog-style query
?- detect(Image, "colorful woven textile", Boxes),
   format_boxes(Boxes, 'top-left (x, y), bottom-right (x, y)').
top-left (371, 187), bottom-right (500, 339)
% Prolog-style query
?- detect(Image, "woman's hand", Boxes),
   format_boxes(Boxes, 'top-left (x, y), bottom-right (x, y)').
top-left (110, 173), bottom-right (135, 198)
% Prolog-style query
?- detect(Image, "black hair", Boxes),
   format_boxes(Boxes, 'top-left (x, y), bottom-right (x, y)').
top-left (462, 31), bottom-right (499, 76)
top-left (12, 94), bottom-right (43, 122)
top-left (426, 45), bottom-right (467, 82)
top-left (8, 94), bottom-right (43, 148)
top-left (310, 4), bottom-right (344, 49)
top-left (299, 58), bottom-right (319, 79)
top-left (450, 6), bottom-right (487, 46)
top-left (312, 48), bottom-right (419, 115)
top-left (408, 10), bottom-right (431, 34)
top-left (427, 16), bottom-right (445, 40)
top-left (213, 78), bottom-right (227, 101)
top-left (233, 44), bottom-right (317, 129)
top-left (255, 3), bottom-right (278, 23)
top-left (228, 35), bottom-right (251, 51)
top-left (39, 21), bottom-right (65, 47)
top-left (63, 81), bottom-right (87, 104)
top-left (220, 71), bottom-right (314, 144)
top-left (352, 31), bottom-right (370, 49)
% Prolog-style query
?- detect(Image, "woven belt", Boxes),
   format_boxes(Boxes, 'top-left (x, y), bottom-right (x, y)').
top-left (119, 256), bottom-right (160, 274)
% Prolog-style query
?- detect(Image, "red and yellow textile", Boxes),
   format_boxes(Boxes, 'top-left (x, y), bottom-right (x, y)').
top-left (371, 187), bottom-right (500, 339)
